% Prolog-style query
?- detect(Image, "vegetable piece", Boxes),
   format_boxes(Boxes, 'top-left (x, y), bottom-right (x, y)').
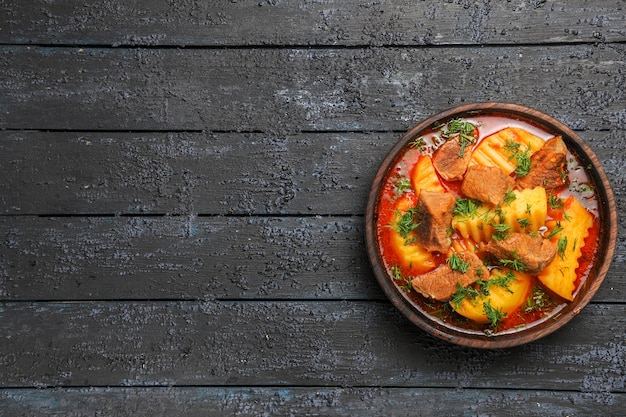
top-left (452, 203), bottom-right (498, 243)
top-left (452, 269), bottom-right (534, 325)
top-left (452, 186), bottom-right (547, 244)
top-left (469, 127), bottom-right (545, 175)
top-left (498, 187), bottom-right (547, 234)
top-left (410, 155), bottom-right (446, 196)
top-left (537, 196), bottom-right (594, 301)
top-left (388, 195), bottom-right (436, 274)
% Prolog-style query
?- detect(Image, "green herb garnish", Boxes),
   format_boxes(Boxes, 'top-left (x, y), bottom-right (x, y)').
top-left (514, 149), bottom-right (532, 177)
top-left (548, 195), bottom-right (564, 209)
top-left (557, 235), bottom-right (568, 259)
top-left (523, 285), bottom-right (557, 313)
top-left (546, 224), bottom-right (563, 239)
top-left (492, 223), bottom-right (512, 241)
top-left (483, 300), bottom-right (507, 328)
top-left (453, 198), bottom-right (482, 217)
top-left (502, 189), bottom-right (516, 205)
top-left (450, 282), bottom-right (482, 308)
top-left (504, 139), bottom-right (532, 177)
top-left (499, 255), bottom-right (526, 272)
top-left (409, 137), bottom-right (426, 151)
top-left (446, 252), bottom-right (470, 274)
top-left (392, 208), bottom-right (419, 240)
top-left (440, 119), bottom-right (477, 157)
top-left (395, 177), bottom-right (412, 194)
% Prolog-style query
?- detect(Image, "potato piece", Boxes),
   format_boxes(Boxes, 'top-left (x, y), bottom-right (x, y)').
top-left (537, 196), bottom-right (594, 301)
top-left (499, 187), bottom-right (547, 234)
top-left (452, 187), bottom-right (547, 243)
top-left (389, 229), bottom-right (436, 274)
top-left (470, 127), bottom-right (545, 175)
top-left (388, 195), bottom-right (436, 274)
top-left (452, 204), bottom-right (498, 243)
top-left (411, 155), bottom-right (445, 196)
top-left (452, 270), bottom-right (534, 324)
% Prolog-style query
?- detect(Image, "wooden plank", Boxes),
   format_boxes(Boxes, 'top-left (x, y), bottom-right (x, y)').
top-left (1, 45), bottom-right (625, 131)
top-left (0, 130), bottom-right (389, 215)
top-left (0, 216), bottom-right (379, 301)
top-left (1, 215), bottom-right (623, 303)
top-left (0, 130), bottom-right (623, 217)
top-left (1, 0), bottom-right (625, 46)
top-left (0, 301), bottom-right (624, 390)
top-left (1, 387), bottom-right (624, 416)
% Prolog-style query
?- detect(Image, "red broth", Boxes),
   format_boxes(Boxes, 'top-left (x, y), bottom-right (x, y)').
top-left (376, 115), bottom-right (600, 334)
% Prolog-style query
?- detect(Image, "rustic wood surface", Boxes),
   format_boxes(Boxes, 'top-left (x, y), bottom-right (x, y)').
top-left (1, 1), bottom-right (625, 416)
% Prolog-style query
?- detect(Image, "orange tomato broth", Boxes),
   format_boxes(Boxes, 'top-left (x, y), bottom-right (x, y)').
top-left (375, 116), bottom-right (600, 333)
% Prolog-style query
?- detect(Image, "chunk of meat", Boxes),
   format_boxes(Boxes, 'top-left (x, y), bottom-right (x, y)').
top-left (486, 232), bottom-right (557, 274)
top-left (411, 251), bottom-right (488, 301)
top-left (461, 165), bottom-right (514, 205)
top-left (415, 190), bottom-right (455, 252)
top-left (517, 136), bottom-right (568, 191)
top-left (432, 138), bottom-right (472, 181)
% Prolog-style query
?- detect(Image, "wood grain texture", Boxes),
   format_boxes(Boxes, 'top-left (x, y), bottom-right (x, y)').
top-left (1, 130), bottom-right (623, 216)
top-left (1, 0), bottom-right (625, 46)
top-left (1, 215), bottom-right (624, 303)
top-left (1, 387), bottom-right (624, 416)
top-left (1, 0), bottom-right (624, 411)
top-left (1, 45), bottom-right (625, 131)
top-left (0, 301), bottom-right (624, 391)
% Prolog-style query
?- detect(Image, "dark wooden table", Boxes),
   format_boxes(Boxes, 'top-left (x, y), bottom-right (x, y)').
top-left (1, 1), bottom-right (625, 415)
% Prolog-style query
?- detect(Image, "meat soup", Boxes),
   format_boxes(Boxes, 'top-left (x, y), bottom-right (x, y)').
top-left (375, 115), bottom-right (600, 334)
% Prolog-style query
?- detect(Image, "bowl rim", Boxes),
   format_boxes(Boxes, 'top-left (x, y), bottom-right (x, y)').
top-left (365, 102), bottom-right (618, 349)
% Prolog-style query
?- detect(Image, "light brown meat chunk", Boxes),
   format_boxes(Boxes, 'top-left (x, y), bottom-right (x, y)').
top-left (415, 190), bottom-right (455, 253)
top-left (517, 136), bottom-right (568, 191)
top-left (432, 138), bottom-right (472, 181)
top-left (461, 165), bottom-right (514, 205)
top-left (486, 232), bottom-right (557, 274)
top-left (411, 251), bottom-right (488, 301)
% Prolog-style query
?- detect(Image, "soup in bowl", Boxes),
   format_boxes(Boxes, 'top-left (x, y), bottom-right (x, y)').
top-left (365, 103), bottom-right (617, 348)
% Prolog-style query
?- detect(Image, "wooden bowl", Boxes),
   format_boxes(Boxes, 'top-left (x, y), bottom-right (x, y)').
top-left (365, 102), bottom-right (617, 349)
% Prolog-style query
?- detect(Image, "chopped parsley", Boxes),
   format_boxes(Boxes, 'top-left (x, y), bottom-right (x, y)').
top-left (446, 252), bottom-right (470, 274)
top-left (502, 189), bottom-right (516, 205)
top-left (548, 194), bottom-right (564, 209)
top-left (453, 198), bottom-right (482, 217)
top-left (391, 265), bottom-right (412, 292)
top-left (394, 177), bottom-right (412, 194)
top-left (450, 282), bottom-right (482, 308)
top-left (504, 139), bottom-right (531, 177)
top-left (483, 300), bottom-right (507, 329)
top-left (546, 223), bottom-right (563, 239)
top-left (499, 254), bottom-right (526, 272)
top-left (514, 149), bottom-right (532, 177)
top-left (409, 137), bottom-right (426, 151)
top-left (517, 218), bottom-right (531, 229)
top-left (523, 285), bottom-right (557, 313)
top-left (392, 207), bottom-right (419, 241)
top-left (492, 223), bottom-right (512, 241)
top-left (440, 119), bottom-right (478, 157)
top-left (483, 270), bottom-right (517, 294)
top-left (557, 235), bottom-right (568, 260)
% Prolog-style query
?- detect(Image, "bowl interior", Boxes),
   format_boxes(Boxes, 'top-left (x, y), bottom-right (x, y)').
top-left (365, 102), bottom-right (617, 349)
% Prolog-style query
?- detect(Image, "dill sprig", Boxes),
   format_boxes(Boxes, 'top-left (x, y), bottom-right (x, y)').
top-left (391, 207), bottom-right (419, 240)
top-left (453, 198), bottom-right (482, 217)
top-left (483, 300), bottom-right (507, 328)
top-left (440, 119), bottom-right (478, 157)
top-left (446, 252), bottom-right (470, 274)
